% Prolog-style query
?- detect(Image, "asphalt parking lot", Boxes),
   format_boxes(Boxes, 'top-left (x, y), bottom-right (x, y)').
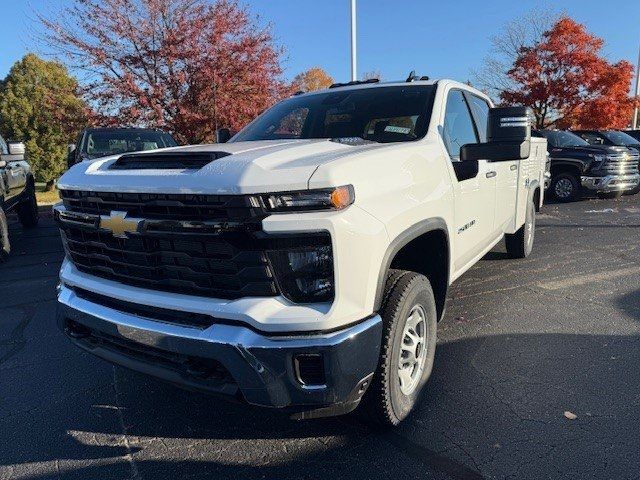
top-left (2, 195), bottom-right (640, 480)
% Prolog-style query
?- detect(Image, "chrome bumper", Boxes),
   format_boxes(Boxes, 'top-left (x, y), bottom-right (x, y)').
top-left (581, 174), bottom-right (640, 192)
top-left (56, 285), bottom-right (382, 419)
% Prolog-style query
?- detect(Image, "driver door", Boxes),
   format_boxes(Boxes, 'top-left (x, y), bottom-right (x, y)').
top-left (440, 89), bottom-right (498, 272)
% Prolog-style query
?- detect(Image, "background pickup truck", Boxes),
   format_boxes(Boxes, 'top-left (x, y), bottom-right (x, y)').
top-left (534, 130), bottom-right (640, 201)
top-left (67, 127), bottom-right (179, 168)
top-left (54, 78), bottom-right (547, 426)
top-left (0, 135), bottom-right (38, 260)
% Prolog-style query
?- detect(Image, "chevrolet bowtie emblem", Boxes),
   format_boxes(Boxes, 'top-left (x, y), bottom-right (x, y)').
top-left (99, 211), bottom-right (143, 238)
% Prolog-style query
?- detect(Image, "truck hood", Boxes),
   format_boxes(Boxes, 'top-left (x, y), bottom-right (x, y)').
top-left (58, 139), bottom-right (389, 194)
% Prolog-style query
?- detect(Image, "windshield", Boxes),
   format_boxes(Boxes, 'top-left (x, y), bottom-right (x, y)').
top-left (541, 131), bottom-right (589, 148)
top-left (232, 85), bottom-right (436, 144)
top-left (81, 130), bottom-right (178, 159)
top-left (602, 131), bottom-right (640, 146)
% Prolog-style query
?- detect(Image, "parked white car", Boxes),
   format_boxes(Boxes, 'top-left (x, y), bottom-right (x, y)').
top-left (54, 78), bottom-right (546, 425)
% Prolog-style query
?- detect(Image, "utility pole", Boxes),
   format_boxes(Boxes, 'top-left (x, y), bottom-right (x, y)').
top-left (351, 0), bottom-right (357, 81)
top-left (633, 43), bottom-right (640, 129)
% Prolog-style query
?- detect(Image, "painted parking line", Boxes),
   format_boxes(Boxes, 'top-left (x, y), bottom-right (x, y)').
top-left (537, 266), bottom-right (640, 290)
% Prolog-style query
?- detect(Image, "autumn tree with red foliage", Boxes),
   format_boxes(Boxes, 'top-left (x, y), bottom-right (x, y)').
top-left (501, 17), bottom-right (635, 129)
top-left (41, 0), bottom-right (289, 143)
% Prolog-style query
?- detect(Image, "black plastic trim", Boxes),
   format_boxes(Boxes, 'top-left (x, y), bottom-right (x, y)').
top-left (373, 218), bottom-right (450, 311)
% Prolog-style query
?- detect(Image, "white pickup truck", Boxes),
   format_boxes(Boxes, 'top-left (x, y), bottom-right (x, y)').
top-left (55, 78), bottom-right (546, 425)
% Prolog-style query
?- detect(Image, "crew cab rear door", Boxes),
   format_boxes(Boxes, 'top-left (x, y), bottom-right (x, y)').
top-left (440, 89), bottom-right (498, 271)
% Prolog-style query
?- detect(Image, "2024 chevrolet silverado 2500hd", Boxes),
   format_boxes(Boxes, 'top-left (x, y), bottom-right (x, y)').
top-left (55, 79), bottom-right (546, 425)
top-left (0, 136), bottom-right (39, 260)
top-left (533, 130), bottom-right (640, 201)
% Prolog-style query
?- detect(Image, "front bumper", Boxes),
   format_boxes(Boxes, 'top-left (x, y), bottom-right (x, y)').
top-left (57, 285), bottom-right (382, 419)
top-left (581, 174), bottom-right (640, 192)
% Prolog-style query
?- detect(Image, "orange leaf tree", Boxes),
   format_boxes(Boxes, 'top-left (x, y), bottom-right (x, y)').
top-left (292, 67), bottom-right (334, 92)
top-left (41, 0), bottom-right (290, 143)
top-left (501, 17), bottom-right (635, 129)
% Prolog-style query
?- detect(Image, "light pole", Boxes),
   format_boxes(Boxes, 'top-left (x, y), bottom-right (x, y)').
top-left (351, 0), bottom-right (357, 81)
top-left (633, 43), bottom-right (640, 129)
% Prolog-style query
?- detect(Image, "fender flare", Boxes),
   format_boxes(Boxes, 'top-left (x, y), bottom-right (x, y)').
top-left (373, 217), bottom-right (450, 312)
top-left (549, 158), bottom-right (587, 174)
top-left (528, 179), bottom-right (541, 210)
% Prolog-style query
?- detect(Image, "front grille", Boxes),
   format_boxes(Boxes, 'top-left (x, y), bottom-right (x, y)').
top-left (601, 152), bottom-right (640, 175)
top-left (59, 190), bottom-right (266, 221)
top-left (56, 190), bottom-right (332, 300)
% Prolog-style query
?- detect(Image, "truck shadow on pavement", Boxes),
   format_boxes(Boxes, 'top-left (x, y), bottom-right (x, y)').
top-left (4, 331), bottom-right (640, 480)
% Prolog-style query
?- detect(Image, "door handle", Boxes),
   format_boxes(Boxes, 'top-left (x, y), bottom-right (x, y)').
top-left (510, 164), bottom-right (518, 171)
top-left (486, 171), bottom-right (497, 178)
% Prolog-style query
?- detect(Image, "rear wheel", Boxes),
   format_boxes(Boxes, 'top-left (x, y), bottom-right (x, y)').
top-left (16, 181), bottom-right (39, 228)
top-left (362, 270), bottom-right (437, 427)
top-left (551, 173), bottom-right (580, 202)
top-left (0, 203), bottom-right (10, 262)
top-left (505, 196), bottom-right (535, 259)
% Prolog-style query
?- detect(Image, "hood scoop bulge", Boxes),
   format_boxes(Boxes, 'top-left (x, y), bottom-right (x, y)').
top-left (109, 151), bottom-right (233, 170)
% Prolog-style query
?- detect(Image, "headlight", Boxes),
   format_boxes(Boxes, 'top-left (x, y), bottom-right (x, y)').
top-left (267, 240), bottom-right (334, 303)
top-left (261, 185), bottom-right (354, 213)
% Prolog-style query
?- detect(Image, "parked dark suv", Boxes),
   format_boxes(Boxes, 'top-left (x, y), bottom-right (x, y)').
top-left (67, 128), bottom-right (179, 168)
top-left (533, 130), bottom-right (640, 201)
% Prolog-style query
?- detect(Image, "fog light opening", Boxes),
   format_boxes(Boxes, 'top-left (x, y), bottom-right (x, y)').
top-left (294, 354), bottom-right (326, 387)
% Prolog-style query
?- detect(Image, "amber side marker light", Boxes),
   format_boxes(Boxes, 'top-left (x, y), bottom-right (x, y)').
top-left (330, 185), bottom-right (355, 210)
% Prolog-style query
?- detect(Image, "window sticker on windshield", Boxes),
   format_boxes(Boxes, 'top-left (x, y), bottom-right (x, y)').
top-left (384, 125), bottom-right (411, 134)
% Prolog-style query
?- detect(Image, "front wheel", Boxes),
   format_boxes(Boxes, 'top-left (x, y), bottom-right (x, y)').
top-left (0, 204), bottom-right (10, 262)
top-left (505, 196), bottom-right (536, 259)
top-left (16, 182), bottom-right (39, 228)
top-left (551, 173), bottom-right (580, 202)
top-left (362, 270), bottom-right (437, 427)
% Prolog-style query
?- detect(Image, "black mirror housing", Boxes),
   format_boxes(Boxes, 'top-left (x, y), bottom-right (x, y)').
top-left (461, 106), bottom-right (532, 162)
top-left (215, 128), bottom-right (232, 143)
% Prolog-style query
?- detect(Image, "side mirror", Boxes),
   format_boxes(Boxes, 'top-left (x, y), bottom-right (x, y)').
top-left (215, 128), bottom-right (232, 143)
top-left (3, 142), bottom-right (26, 162)
top-left (67, 144), bottom-right (77, 168)
top-left (8, 142), bottom-right (26, 156)
top-left (461, 106), bottom-right (532, 162)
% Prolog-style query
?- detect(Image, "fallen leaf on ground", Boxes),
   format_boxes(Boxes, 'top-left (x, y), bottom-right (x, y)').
top-left (564, 411), bottom-right (577, 420)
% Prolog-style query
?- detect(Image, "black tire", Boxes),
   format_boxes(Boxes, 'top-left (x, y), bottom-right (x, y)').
top-left (550, 173), bottom-right (580, 202)
top-left (505, 196), bottom-right (536, 259)
top-left (362, 269), bottom-right (438, 427)
top-left (16, 181), bottom-right (39, 228)
top-left (0, 203), bottom-right (10, 262)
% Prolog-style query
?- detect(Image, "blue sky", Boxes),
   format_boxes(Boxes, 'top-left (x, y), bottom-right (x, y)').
top-left (1, 0), bottom-right (638, 83)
